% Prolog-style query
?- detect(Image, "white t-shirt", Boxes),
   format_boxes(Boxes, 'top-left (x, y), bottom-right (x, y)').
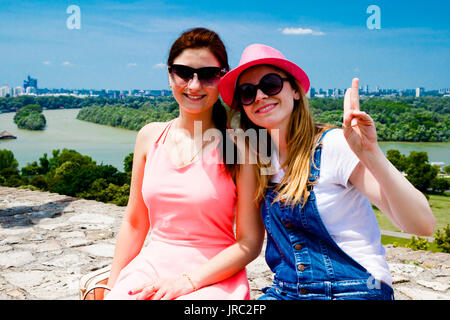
top-left (270, 129), bottom-right (392, 286)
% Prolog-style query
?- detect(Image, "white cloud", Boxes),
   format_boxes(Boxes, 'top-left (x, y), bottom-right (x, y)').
top-left (42, 61), bottom-right (51, 65)
top-left (153, 63), bottom-right (167, 69)
top-left (281, 27), bottom-right (325, 36)
top-left (61, 61), bottom-right (72, 66)
top-left (127, 62), bottom-right (137, 67)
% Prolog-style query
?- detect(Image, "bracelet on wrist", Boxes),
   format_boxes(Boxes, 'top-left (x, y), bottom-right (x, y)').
top-left (182, 273), bottom-right (197, 291)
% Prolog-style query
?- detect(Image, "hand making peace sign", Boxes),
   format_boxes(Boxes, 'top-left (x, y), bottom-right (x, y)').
top-left (343, 78), bottom-right (379, 157)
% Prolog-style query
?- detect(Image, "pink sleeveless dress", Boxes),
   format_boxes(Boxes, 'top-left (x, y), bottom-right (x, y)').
top-left (106, 120), bottom-right (250, 300)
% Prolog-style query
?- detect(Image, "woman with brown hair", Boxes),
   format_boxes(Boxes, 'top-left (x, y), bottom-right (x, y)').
top-left (219, 44), bottom-right (435, 300)
top-left (104, 28), bottom-right (264, 300)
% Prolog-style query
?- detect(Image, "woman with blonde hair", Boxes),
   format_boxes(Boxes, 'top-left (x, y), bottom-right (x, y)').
top-left (219, 44), bottom-right (435, 300)
top-left (104, 29), bottom-right (264, 300)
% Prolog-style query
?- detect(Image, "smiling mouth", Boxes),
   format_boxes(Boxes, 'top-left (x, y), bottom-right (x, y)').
top-left (184, 93), bottom-right (206, 101)
top-left (256, 103), bottom-right (277, 114)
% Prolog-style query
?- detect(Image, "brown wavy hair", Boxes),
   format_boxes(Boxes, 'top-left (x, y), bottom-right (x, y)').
top-left (168, 27), bottom-right (239, 179)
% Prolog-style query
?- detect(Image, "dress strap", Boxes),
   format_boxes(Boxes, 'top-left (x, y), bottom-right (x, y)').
top-left (155, 119), bottom-right (176, 145)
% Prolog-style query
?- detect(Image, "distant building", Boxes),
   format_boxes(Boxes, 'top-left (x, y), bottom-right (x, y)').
top-left (0, 85), bottom-right (12, 97)
top-left (416, 87), bottom-right (425, 97)
top-left (26, 86), bottom-right (37, 95)
top-left (13, 86), bottom-right (24, 96)
top-left (23, 75), bottom-right (38, 90)
top-left (106, 89), bottom-right (120, 99)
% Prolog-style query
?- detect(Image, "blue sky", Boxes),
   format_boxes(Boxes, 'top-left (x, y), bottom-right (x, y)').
top-left (1, 0), bottom-right (449, 91)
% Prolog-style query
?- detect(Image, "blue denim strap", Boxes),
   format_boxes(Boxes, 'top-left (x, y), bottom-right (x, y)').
top-left (308, 128), bottom-right (337, 187)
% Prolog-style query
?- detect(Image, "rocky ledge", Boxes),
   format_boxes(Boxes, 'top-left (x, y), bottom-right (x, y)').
top-left (0, 186), bottom-right (449, 300)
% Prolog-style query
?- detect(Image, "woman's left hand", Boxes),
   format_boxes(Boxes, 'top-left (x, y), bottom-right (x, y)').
top-left (343, 78), bottom-right (379, 156)
top-left (129, 275), bottom-right (195, 300)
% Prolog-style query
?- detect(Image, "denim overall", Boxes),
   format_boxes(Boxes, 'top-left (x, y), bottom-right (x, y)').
top-left (258, 129), bottom-right (394, 300)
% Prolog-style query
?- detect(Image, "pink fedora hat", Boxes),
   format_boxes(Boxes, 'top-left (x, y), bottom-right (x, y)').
top-left (219, 43), bottom-right (310, 108)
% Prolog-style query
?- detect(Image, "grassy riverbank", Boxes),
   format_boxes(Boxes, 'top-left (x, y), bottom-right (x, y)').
top-left (375, 193), bottom-right (449, 252)
top-left (375, 193), bottom-right (449, 232)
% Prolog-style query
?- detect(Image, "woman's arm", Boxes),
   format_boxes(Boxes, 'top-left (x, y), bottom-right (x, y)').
top-left (106, 123), bottom-right (158, 289)
top-left (184, 161), bottom-right (265, 291)
top-left (344, 78), bottom-right (435, 237)
top-left (131, 150), bottom-right (265, 300)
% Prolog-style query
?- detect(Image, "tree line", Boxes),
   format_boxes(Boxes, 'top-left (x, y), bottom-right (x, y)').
top-left (0, 95), bottom-right (172, 112)
top-left (76, 99), bottom-right (178, 131)
top-left (310, 97), bottom-right (449, 142)
top-left (1, 95), bottom-right (449, 142)
top-left (78, 96), bottom-right (450, 142)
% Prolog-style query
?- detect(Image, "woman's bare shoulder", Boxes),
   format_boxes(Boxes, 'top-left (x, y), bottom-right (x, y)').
top-left (135, 121), bottom-right (171, 154)
top-left (138, 121), bottom-right (168, 139)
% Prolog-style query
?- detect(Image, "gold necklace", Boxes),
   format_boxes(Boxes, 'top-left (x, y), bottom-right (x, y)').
top-left (171, 119), bottom-right (210, 166)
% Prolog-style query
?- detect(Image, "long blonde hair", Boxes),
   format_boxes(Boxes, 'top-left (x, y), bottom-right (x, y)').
top-left (232, 69), bottom-right (334, 206)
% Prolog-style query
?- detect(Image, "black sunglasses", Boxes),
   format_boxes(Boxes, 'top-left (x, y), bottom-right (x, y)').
top-left (237, 73), bottom-right (289, 106)
top-left (168, 64), bottom-right (227, 86)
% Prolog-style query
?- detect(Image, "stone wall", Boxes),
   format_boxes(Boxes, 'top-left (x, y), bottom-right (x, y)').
top-left (0, 186), bottom-right (448, 300)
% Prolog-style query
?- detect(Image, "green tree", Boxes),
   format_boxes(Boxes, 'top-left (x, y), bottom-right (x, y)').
top-left (444, 165), bottom-right (450, 175)
top-left (0, 149), bottom-right (18, 171)
top-left (0, 150), bottom-right (22, 187)
top-left (50, 161), bottom-right (82, 195)
top-left (386, 149), bottom-right (440, 192)
top-left (124, 152), bottom-right (133, 173)
top-left (21, 161), bottom-right (41, 177)
top-left (430, 178), bottom-right (449, 194)
top-left (434, 224), bottom-right (450, 253)
top-left (386, 149), bottom-right (408, 171)
top-left (29, 174), bottom-right (48, 190)
top-left (39, 153), bottom-right (50, 174)
top-left (404, 151), bottom-right (438, 192)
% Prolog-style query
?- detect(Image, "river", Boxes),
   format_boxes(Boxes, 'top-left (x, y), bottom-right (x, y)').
top-left (0, 108), bottom-right (449, 170)
top-left (0, 109), bottom-right (136, 170)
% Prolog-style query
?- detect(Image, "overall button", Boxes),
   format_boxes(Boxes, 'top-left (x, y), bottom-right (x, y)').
top-left (299, 288), bottom-right (307, 295)
top-left (297, 264), bottom-right (305, 271)
top-left (294, 244), bottom-right (302, 250)
top-left (285, 223), bottom-right (294, 229)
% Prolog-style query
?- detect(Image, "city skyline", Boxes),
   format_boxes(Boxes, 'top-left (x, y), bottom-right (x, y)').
top-left (1, 0), bottom-right (449, 91)
top-left (2, 74), bottom-right (449, 99)
top-left (3, 74), bottom-right (448, 100)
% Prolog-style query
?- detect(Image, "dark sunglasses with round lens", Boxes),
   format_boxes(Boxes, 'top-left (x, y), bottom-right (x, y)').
top-left (169, 64), bottom-right (227, 86)
top-left (237, 73), bottom-right (289, 106)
